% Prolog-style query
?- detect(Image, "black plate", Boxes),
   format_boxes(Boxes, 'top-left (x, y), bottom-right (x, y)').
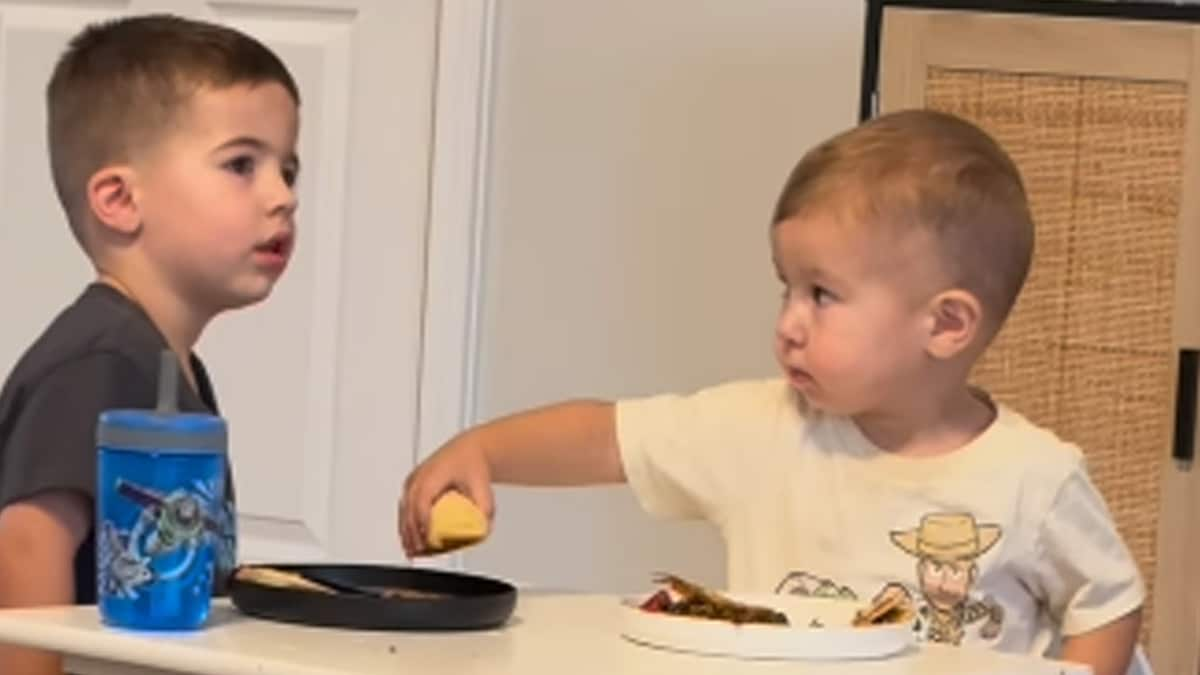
top-left (229, 564), bottom-right (517, 631)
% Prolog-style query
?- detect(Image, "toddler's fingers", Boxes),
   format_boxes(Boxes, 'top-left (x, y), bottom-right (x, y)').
top-left (462, 475), bottom-right (495, 523)
top-left (402, 482), bottom-right (429, 557)
top-left (399, 497), bottom-right (420, 557)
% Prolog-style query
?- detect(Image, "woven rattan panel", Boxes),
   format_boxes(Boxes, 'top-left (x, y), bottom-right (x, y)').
top-left (925, 67), bottom-right (1184, 641)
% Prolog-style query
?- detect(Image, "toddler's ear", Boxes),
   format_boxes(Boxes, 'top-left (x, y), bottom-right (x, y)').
top-left (925, 289), bottom-right (982, 359)
top-left (86, 165), bottom-right (141, 236)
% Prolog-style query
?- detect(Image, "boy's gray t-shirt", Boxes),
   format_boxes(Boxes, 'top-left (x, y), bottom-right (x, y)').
top-left (0, 282), bottom-right (236, 604)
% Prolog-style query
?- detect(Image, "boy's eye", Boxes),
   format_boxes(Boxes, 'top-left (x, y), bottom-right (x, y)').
top-left (282, 165), bottom-right (299, 188)
top-left (812, 286), bottom-right (836, 305)
top-left (224, 155), bottom-right (256, 176)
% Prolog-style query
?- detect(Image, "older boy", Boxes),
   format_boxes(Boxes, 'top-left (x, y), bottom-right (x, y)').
top-left (0, 14), bottom-right (299, 674)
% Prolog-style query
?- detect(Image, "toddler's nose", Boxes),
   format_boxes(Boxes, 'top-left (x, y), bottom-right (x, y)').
top-left (776, 307), bottom-right (807, 348)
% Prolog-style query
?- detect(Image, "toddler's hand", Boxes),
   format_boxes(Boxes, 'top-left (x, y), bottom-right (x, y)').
top-left (399, 433), bottom-right (494, 557)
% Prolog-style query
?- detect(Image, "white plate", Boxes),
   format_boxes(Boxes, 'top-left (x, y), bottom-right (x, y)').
top-left (620, 593), bottom-right (914, 661)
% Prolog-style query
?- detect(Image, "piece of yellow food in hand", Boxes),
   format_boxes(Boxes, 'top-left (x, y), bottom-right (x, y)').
top-left (427, 491), bottom-right (488, 552)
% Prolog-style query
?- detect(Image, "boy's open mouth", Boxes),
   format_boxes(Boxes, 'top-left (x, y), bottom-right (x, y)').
top-left (252, 233), bottom-right (294, 273)
top-left (255, 233), bottom-right (293, 257)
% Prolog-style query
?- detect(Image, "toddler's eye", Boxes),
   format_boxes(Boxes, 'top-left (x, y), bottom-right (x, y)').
top-left (224, 155), bottom-right (256, 176)
top-left (813, 286), bottom-right (836, 306)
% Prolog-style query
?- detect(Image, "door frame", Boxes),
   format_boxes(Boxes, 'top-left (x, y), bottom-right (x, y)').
top-left (413, 0), bottom-right (497, 568)
top-left (418, 0), bottom-right (497, 462)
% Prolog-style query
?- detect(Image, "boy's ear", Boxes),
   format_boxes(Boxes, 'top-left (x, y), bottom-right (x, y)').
top-left (925, 289), bottom-right (983, 360)
top-left (86, 165), bottom-right (141, 236)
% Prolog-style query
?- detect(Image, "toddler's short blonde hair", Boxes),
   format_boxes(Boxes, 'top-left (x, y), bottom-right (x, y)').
top-left (773, 109), bottom-right (1034, 329)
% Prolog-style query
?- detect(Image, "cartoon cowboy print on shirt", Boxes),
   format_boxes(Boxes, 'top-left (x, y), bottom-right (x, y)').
top-left (776, 512), bottom-right (1005, 647)
top-left (881, 512), bottom-right (1006, 645)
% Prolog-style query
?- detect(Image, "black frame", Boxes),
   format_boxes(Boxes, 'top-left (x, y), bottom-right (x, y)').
top-left (860, 0), bottom-right (1200, 122)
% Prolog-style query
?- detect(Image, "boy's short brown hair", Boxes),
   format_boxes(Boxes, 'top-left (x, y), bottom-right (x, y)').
top-left (47, 13), bottom-right (300, 244)
top-left (772, 109), bottom-right (1034, 330)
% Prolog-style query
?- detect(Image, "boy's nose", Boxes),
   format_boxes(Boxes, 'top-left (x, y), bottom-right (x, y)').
top-left (266, 174), bottom-right (298, 217)
top-left (775, 309), bottom-right (807, 348)
top-left (278, 186), bottom-right (298, 216)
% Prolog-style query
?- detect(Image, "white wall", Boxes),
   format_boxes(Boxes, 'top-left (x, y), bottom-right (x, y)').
top-left (463, 0), bottom-right (866, 592)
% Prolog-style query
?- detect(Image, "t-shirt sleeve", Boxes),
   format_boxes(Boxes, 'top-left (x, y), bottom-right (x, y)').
top-left (616, 378), bottom-right (791, 523)
top-left (1034, 458), bottom-right (1146, 637)
top-left (0, 353), bottom-right (154, 509)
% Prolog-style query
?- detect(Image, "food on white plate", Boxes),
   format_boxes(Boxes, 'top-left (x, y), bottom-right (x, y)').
top-left (638, 573), bottom-right (789, 626)
top-left (637, 574), bottom-right (917, 630)
top-left (851, 584), bottom-right (916, 627)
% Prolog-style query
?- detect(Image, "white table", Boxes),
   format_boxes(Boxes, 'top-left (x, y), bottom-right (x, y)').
top-left (0, 595), bottom-right (1090, 675)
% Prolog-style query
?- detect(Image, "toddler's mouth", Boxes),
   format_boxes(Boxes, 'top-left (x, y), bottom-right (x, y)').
top-left (787, 367), bottom-right (814, 389)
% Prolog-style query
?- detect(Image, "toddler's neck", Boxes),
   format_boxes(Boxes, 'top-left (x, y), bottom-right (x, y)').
top-left (851, 388), bottom-right (995, 458)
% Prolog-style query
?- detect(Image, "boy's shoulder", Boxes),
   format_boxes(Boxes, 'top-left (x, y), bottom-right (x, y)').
top-left (987, 398), bottom-right (1089, 486)
top-left (688, 377), bottom-right (797, 408)
top-left (619, 377), bottom-right (800, 422)
top-left (615, 377), bottom-right (806, 455)
top-left (0, 282), bottom-right (175, 516)
top-left (2, 283), bottom-right (164, 395)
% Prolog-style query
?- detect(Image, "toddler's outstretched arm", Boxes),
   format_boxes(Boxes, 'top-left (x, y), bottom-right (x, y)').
top-left (399, 400), bottom-right (622, 557)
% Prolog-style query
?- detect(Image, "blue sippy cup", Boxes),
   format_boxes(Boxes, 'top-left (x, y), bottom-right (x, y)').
top-left (96, 350), bottom-right (227, 630)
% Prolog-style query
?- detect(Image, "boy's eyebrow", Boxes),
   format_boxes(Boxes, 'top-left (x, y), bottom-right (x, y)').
top-left (780, 261), bottom-right (847, 290)
top-left (810, 266), bottom-right (847, 289)
top-left (774, 251), bottom-right (848, 289)
top-left (214, 136), bottom-right (300, 169)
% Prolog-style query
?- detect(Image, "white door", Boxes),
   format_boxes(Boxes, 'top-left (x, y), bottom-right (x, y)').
top-left (0, 0), bottom-right (479, 565)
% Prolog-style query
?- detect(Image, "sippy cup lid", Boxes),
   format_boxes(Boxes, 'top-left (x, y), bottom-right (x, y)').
top-left (96, 350), bottom-right (226, 454)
